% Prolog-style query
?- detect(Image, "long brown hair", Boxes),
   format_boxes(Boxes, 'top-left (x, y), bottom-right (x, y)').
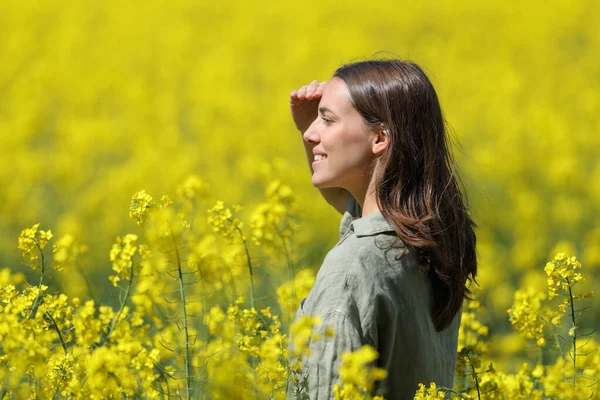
top-left (334, 57), bottom-right (478, 332)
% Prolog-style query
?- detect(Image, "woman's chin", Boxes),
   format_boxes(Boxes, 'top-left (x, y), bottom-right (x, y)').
top-left (311, 177), bottom-right (323, 188)
top-left (312, 178), bottom-right (334, 189)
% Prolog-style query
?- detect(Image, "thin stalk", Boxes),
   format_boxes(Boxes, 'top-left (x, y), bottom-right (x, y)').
top-left (46, 311), bottom-right (67, 354)
top-left (275, 225), bottom-right (295, 328)
top-left (442, 387), bottom-right (472, 399)
top-left (275, 227), bottom-right (295, 400)
top-left (172, 231), bottom-right (192, 400)
top-left (103, 262), bottom-right (135, 345)
top-left (82, 256), bottom-right (137, 388)
top-left (469, 356), bottom-right (481, 400)
top-left (75, 259), bottom-right (98, 302)
top-left (276, 226), bottom-right (294, 293)
top-left (567, 277), bottom-right (577, 388)
top-left (236, 227), bottom-right (255, 309)
top-left (28, 240), bottom-right (46, 319)
top-left (234, 226), bottom-right (257, 400)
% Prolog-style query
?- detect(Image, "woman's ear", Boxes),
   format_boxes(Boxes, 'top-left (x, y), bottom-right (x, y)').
top-left (372, 126), bottom-right (390, 156)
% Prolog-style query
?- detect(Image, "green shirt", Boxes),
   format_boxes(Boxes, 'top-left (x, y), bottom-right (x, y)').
top-left (287, 194), bottom-right (461, 400)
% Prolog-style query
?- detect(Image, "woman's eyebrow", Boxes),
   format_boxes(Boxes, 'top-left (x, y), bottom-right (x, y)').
top-left (319, 106), bottom-right (339, 117)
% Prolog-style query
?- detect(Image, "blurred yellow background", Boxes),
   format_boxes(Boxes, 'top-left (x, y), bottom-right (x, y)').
top-left (1, 0), bottom-right (599, 374)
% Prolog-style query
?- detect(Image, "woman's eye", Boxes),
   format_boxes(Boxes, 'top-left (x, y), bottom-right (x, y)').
top-left (321, 116), bottom-right (333, 125)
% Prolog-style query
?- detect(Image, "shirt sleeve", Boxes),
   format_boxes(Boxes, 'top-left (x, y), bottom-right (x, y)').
top-left (296, 311), bottom-right (364, 400)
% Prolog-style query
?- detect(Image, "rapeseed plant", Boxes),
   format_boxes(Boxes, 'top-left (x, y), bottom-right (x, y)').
top-left (416, 252), bottom-right (598, 399)
top-left (2, 181), bottom-right (600, 399)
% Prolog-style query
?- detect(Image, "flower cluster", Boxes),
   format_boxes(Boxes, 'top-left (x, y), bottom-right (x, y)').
top-left (414, 382), bottom-right (445, 400)
top-left (457, 297), bottom-right (489, 353)
top-left (333, 345), bottom-right (387, 400)
top-left (277, 268), bottom-right (315, 317)
top-left (201, 298), bottom-right (291, 398)
top-left (17, 223), bottom-right (54, 272)
top-left (108, 233), bottom-right (151, 287)
top-left (507, 287), bottom-right (563, 347)
top-left (545, 253), bottom-right (593, 307)
top-left (249, 179), bottom-right (299, 252)
top-left (0, 275), bottom-right (163, 399)
top-left (129, 189), bottom-right (153, 225)
top-left (207, 200), bottom-right (246, 243)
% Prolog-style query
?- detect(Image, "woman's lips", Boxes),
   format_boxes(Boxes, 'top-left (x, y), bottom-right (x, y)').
top-left (312, 157), bottom-right (327, 168)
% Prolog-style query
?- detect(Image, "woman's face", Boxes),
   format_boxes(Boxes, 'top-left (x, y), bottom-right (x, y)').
top-left (303, 77), bottom-right (375, 190)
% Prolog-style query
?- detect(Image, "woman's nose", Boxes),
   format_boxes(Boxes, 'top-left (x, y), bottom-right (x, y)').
top-left (302, 120), bottom-right (320, 144)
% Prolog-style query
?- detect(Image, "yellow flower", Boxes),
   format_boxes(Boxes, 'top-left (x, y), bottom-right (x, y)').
top-left (335, 345), bottom-right (388, 398)
top-left (289, 315), bottom-right (322, 358)
top-left (276, 268), bottom-right (316, 317)
top-left (38, 229), bottom-right (53, 248)
top-left (248, 179), bottom-right (298, 251)
top-left (544, 252), bottom-right (583, 300)
top-left (129, 190), bottom-right (153, 225)
top-left (108, 234), bottom-right (149, 287)
top-left (17, 223), bottom-right (54, 271)
top-left (458, 296), bottom-right (489, 354)
top-left (207, 200), bottom-right (246, 242)
top-left (414, 382), bottom-right (445, 399)
top-left (507, 287), bottom-right (563, 347)
top-left (159, 194), bottom-right (173, 209)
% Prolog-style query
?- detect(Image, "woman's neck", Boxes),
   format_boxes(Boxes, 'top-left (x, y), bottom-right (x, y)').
top-left (348, 175), bottom-right (380, 218)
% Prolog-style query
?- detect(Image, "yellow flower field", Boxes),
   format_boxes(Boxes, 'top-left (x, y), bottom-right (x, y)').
top-left (1, 0), bottom-right (599, 398)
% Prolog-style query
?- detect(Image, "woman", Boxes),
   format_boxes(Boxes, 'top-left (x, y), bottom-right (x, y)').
top-left (287, 58), bottom-right (478, 399)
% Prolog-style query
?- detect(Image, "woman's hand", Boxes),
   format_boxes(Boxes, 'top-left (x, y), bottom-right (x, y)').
top-left (290, 80), bottom-right (328, 132)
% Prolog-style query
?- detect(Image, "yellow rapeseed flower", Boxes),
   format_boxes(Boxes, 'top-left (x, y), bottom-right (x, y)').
top-left (544, 252), bottom-right (583, 299)
top-left (129, 190), bottom-right (153, 225)
top-left (17, 223), bottom-right (53, 271)
top-left (414, 382), bottom-right (445, 399)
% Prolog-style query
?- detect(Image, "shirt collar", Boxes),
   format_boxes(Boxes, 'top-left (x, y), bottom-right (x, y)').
top-left (349, 211), bottom-right (397, 238)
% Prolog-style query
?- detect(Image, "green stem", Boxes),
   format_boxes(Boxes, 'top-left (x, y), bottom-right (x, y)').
top-left (275, 227), bottom-right (295, 400)
top-left (275, 226), bottom-right (294, 287)
top-left (275, 226), bottom-right (295, 326)
top-left (237, 227), bottom-right (256, 310)
top-left (103, 261), bottom-right (135, 345)
top-left (75, 259), bottom-right (98, 302)
top-left (441, 387), bottom-right (472, 399)
top-left (172, 231), bottom-right (193, 400)
top-left (28, 240), bottom-right (46, 319)
top-left (566, 277), bottom-right (577, 389)
top-left (236, 229), bottom-right (257, 400)
top-left (469, 356), bottom-right (481, 400)
top-left (46, 311), bottom-right (67, 354)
